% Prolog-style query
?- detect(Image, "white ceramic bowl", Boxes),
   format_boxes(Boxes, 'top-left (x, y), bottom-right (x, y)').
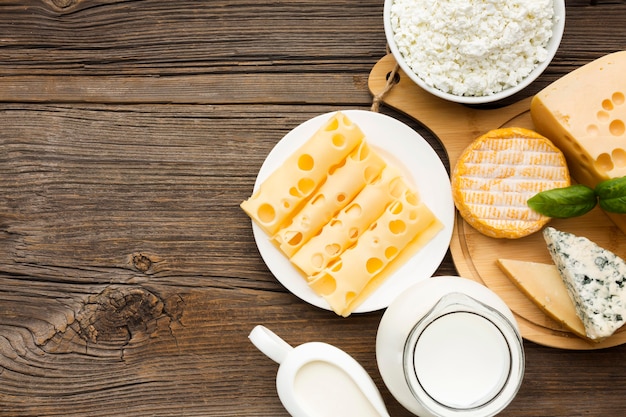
top-left (384, 0), bottom-right (565, 105)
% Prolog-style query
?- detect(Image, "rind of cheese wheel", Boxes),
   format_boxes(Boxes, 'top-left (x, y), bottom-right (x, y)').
top-left (272, 141), bottom-right (386, 258)
top-left (530, 51), bottom-right (626, 234)
top-left (308, 188), bottom-right (440, 317)
top-left (241, 111), bottom-right (364, 236)
top-left (451, 127), bottom-right (570, 239)
top-left (289, 166), bottom-right (405, 277)
top-left (496, 258), bottom-right (587, 340)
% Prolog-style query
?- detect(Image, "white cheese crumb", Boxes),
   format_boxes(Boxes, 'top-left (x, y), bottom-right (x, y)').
top-left (390, 0), bottom-right (556, 97)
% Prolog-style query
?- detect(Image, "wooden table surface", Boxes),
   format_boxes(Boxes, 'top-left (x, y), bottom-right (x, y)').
top-left (1, 0), bottom-right (625, 416)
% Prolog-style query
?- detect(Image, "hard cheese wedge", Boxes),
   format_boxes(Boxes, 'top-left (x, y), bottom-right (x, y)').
top-left (530, 51), bottom-right (626, 233)
top-left (543, 226), bottom-right (626, 341)
top-left (497, 258), bottom-right (587, 339)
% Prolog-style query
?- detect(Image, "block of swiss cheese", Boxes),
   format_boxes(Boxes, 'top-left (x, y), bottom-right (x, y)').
top-left (530, 51), bottom-right (626, 233)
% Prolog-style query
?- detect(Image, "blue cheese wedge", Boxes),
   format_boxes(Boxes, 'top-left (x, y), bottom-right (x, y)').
top-left (543, 227), bottom-right (626, 341)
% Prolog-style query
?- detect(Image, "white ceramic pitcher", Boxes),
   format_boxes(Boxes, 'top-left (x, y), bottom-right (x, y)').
top-left (376, 276), bottom-right (525, 417)
top-left (249, 325), bottom-right (391, 417)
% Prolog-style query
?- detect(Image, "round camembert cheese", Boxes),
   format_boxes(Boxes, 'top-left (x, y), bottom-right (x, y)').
top-left (451, 127), bottom-right (570, 239)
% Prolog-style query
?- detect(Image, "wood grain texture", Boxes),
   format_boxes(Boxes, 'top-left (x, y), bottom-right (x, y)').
top-left (0, 0), bottom-right (625, 416)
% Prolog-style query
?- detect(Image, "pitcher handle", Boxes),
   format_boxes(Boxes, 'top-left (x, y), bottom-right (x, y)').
top-left (249, 325), bottom-right (294, 364)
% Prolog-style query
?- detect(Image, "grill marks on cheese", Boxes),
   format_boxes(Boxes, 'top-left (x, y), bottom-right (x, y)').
top-left (452, 128), bottom-right (570, 239)
top-left (241, 112), bottom-right (442, 316)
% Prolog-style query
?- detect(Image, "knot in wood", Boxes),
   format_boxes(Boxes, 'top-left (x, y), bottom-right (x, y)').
top-left (130, 252), bottom-right (162, 274)
top-left (77, 285), bottom-right (164, 345)
top-left (50, 0), bottom-right (76, 9)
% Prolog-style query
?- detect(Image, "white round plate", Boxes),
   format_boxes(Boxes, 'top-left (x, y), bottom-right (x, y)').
top-left (251, 110), bottom-right (454, 313)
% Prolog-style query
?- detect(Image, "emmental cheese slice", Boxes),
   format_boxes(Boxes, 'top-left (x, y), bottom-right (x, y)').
top-left (496, 258), bottom-right (587, 340)
top-left (543, 226), bottom-right (626, 341)
top-left (530, 51), bottom-right (626, 234)
top-left (242, 111), bottom-right (443, 317)
top-left (308, 188), bottom-right (441, 317)
top-left (241, 111), bottom-right (364, 236)
top-left (272, 141), bottom-right (386, 258)
top-left (289, 166), bottom-right (404, 277)
top-left (451, 127), bottom-right (570, 238)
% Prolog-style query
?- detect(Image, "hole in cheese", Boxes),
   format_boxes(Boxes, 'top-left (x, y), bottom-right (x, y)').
top-left (363, 166), bottom-right (381, 183)
top-left (289, 186), bottom-right (301, 197)
top-left (587, 124), bottom-right (599, 136)
top-left (613, 148), bottom-right (626, 168)
top-left (340, 113), bottom-right (354, 127)
top-left (603, 99), bottom-right (614, 111)
top-left (324, 243), bottom-right (341, 256)
top-left (595, 153), bottom-right (614, 173)
top-left (297, 177), bottom-right (316, 196)
top-left (324, 117), bottom-right (339, 131)
top-left (298, 154), bottom-right (314, 171)
top-left (311, 253), bottom-right (324, 269)
top-left (331, 133), bottom-right (346, 148)
top-left (366, 257), bottom-right (384, 274)
top-left (348, 227), bottom-right (359, 240)
top-left (610, 119), bottom-right (625, 136)
top-left (597, 110), bottom-right (610, 122)
top-left (405, 191), bottom-right (419, 206)
top-left (345, 203), bottom-right (362, 218)
top-left (389, 201), bottom-right (403, 215)
top-left (614, 92), bottom-right (625, 105)
top-left (389, 219), bottom-right (406, 235)
top-left (286, 231), bottom-right (303, 247)
top-left (385, 246), bottom-right (398, 259)
top-left (257, 203), bottom-right (276, 224)
top-left (336, 193), bottom-right (346, 203)
top-left (299, 216), bottom-right (310, 229)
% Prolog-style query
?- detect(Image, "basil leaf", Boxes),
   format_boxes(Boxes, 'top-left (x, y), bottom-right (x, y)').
top-left (527, 184), bottom-right (597, 218)
top-left (596, 176), bottom-right (626, 213)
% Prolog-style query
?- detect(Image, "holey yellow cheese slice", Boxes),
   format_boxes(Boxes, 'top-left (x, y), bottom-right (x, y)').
top-left (530, 51), bottom-right (626, 233)
top-left (241, 112), bottom-right (364, 236)
top-left (308, 188), bottom-right (441, 317)
top-left (289, 166), bottom-right (405, 277)
top-left (272, 141), bottom-right (386, 258)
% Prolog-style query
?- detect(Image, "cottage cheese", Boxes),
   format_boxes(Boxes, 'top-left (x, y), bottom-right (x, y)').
top-left (390, 0), bottom-right (556, 97)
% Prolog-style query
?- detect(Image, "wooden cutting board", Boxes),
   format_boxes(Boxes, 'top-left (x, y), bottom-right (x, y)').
top-left (368, 54), bottom-right (626, 350)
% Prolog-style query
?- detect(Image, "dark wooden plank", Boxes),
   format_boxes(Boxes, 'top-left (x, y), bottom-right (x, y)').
top-left (0, 0), bottom-right (625, 416)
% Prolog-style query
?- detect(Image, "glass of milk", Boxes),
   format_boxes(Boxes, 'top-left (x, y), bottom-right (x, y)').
top-left (376, 276), bottom-right (525, 417)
